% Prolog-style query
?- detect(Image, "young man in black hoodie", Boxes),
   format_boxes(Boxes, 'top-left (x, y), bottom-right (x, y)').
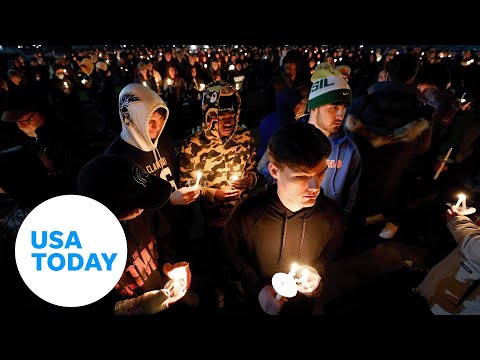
top-left (105, 83), bottom-right (201, 261)
top-left (221, 121), bottom-right (345, 315)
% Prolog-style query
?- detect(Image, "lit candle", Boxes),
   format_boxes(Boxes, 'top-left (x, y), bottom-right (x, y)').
top-left (195, 171), bottom-right (202, 188)
top-left (293, 265), bottom-right (321, 294)
top-left (455, 193), bottom-right (466, 209)
top-left (142, 81), bottom-right (147, 87)
top-left (167, 78), bottom-right (172, 86)
top-left (272, 272), bottom-right (297, 300)
top-left (63, 81), bottom-right (68, 89)
top-left (288, 263), bottom-right (298, 278)
top-left (229, 174), bottom-right (239, 189)
top-left (163, 267), bottom-right (187, 298)
top-left (81, 79), bottom-right (87, 84)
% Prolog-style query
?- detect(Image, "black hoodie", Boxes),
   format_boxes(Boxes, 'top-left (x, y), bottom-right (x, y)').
top-left (220, 184), bottom-right (345, 305)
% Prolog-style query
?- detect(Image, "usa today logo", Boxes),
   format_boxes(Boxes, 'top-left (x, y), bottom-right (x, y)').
top-left (15, 195), bottom-right (127, 308)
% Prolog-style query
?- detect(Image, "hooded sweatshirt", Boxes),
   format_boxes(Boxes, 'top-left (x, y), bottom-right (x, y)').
top-left (321, 127), bottom-right (362, 217)
top-left (105, 83), bottom-right (178, 191)
top-left (179, 84), bottom-right (258, 227)
top-left (104, 84), bottom-right (195, 259)
top-left (221, 184), bottom-right (345, 305)
top-left (258, 87), bottom-right (304, 159)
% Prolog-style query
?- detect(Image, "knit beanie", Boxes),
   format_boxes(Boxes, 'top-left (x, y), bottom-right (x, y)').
top-left (307, 62), bottom-right (352, 111)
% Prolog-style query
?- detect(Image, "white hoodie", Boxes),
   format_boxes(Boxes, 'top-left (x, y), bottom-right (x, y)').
top-left (106, 83), bottom-right (177, 190)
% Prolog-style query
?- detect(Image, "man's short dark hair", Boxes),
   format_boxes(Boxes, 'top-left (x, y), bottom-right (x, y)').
top-left (387, 53), bottom-right (421, 83)
top-left (268, 122), bottom-right (331, 171)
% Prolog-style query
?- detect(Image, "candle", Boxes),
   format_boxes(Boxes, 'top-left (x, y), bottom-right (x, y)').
top-left (293, 265), bottom-right (321, 294)
top-left (272, 272), bottom-right (297, 300)
top-left (288, 263), bottom-right (298, 278)
top-left (163, 266), bottom-right (187, 298)
top-left (195, 171), bottom-right (202, 187)
top-left (433, 147), bottom-right (453, 180)
top-left (455, 193), bottom-right (466, 209)
top-left (167, 78), bottom-right (172, 86)
top-left (142, 81), bottom-right (147, 87)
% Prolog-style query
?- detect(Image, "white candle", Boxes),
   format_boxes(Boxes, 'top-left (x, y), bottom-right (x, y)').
top-left (63, 81), bottom-right (68, 89)
top-left (272, 273), bottom-right (297, 300)
top-left (433, 147), bottom-right (453, 180)
top-left (288, 263), bottom-right (298, 278)
top-left (195, 171), bottom-right (202, 187)
top-left (455, 193), bottom-right (466, 209)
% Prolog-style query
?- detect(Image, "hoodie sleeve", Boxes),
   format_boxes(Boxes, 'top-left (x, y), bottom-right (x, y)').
top-left (242, 132), bottom-right (259, 188)
top-left (342, 145), bottom-right (362, 218)
top-left (220, 201), bottom-right (268, 302)
top-left (179, 137), bottom-right (197, 188)
top-left (447, 215), bottom-right (480, 266)
top-left (310, 204), bottom-right (346, 297)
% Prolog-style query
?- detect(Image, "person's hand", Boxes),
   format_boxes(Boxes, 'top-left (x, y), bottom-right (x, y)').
top-left (258, 285), bottom-right (286, 315)
top-left (163, 261), bottom-right (192, 291)
top-left (230, 172), bottom-right (254, 190)
top-left (169, 186), bottom-right (201, 205)
top-left (433, 160), bottom-right (448, 173)
top-left (446, 206), bottom-right (459, 222)
top-left (138, 289), bottom-right (173, 313)
top-left (214, 187), bottom-right (240, 201)
top-left (460, 101), bottom-right (472, 111)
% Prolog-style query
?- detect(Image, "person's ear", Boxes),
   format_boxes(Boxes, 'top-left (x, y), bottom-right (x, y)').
top-left (268, 162), bottom-right (279, 179)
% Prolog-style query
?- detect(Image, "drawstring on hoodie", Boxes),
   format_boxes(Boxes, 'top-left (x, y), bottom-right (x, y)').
top-left (278, 213), bottom-right (307, 263)
top-left (279, 212), bottom-right (287, 264)
top-left (297, 217), bottom-right (306, 258)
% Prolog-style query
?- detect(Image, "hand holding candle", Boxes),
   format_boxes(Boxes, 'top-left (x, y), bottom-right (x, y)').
top-left (272, 263), bottom-right (299, 300)
top-left (291, 265), bottom-right (321, 294)
top-left (447, 193), bottom-right (476, 216)
top-left (229, 172), bottom-right (253, 190)
top-left (163, 262), bottom-right (190, 299)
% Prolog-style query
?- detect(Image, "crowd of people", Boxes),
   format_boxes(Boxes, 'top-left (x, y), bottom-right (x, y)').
top-left (1, 43), bottom-right (480, 316)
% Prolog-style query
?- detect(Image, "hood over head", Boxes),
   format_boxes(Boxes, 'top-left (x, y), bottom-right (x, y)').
top-left (201, 80), bottom-right (241, 142)
top-left (118, 83), bottom-right (169, 152)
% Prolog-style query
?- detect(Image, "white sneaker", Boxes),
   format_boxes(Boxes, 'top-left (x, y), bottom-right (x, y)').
top-left (364, 213), bottom-right (386, 226)
top-left (379, 222), bottom-right (398, 239)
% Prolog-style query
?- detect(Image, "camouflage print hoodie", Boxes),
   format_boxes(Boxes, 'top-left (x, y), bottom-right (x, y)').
top-left (179, 81), bottom-right (258, 226)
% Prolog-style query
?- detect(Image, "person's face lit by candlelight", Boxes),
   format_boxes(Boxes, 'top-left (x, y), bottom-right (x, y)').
top-left (148, 108), bottom-right (167, 140)
top-left (269, 159), bottom-right (327, 212)
top-left (217, 110), bottom-right (236, 138)
top-left (17, 111), bottom-right (45, 138)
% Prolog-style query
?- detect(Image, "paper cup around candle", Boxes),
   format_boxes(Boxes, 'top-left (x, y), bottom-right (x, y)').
top-left (164, 278), bottom-right (187, 298)
top-left (292, 265), bottom-right (321, 294)
top-left (272, 272), bottom-right (297, 300)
